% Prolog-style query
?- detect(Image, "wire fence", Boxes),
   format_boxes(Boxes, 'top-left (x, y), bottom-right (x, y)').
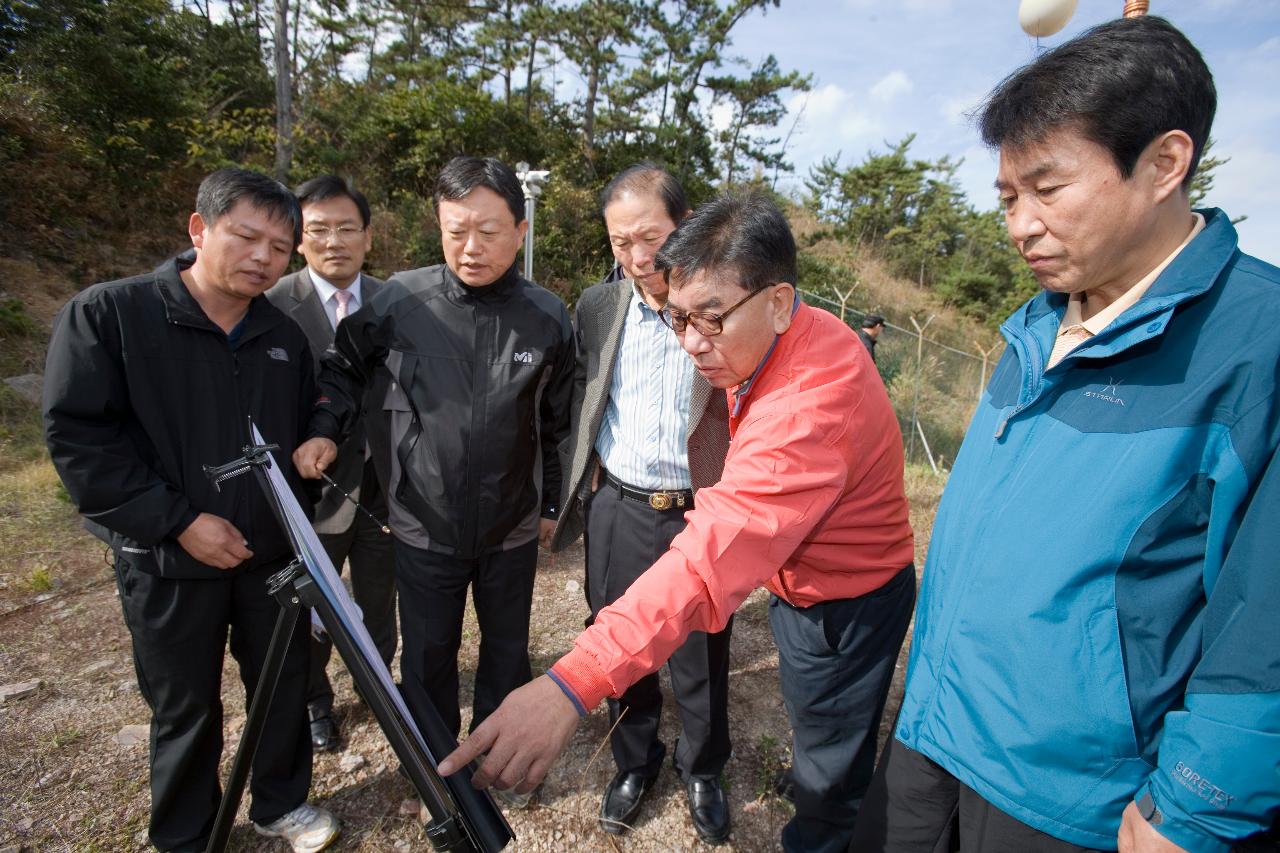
top-left (800, 289), bottom-right (1006, 471)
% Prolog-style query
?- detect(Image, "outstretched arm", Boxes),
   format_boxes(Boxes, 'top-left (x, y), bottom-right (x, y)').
top-left (439, 409), bottom-right (849, 789)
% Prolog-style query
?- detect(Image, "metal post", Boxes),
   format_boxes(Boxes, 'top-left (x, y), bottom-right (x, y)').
top-left (523, 197), bottom-right (535, 280)
top-left (915, 421), bottom-right (939, 475)
top-left (515, 162), bottom-right (550, 282)
top-left (907, 314), bottom-right (935, 464)
top-left (973, 341), bottom-right (999, 404)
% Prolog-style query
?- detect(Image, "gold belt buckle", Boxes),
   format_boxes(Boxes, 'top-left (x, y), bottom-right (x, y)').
top-left (648, 491), bottom-right (687, 510)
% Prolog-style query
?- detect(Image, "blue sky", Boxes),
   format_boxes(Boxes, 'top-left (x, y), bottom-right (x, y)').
top-left (724, 0), bottom-right (1278, 264)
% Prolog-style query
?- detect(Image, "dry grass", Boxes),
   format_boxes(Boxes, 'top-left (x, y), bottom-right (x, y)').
top-left (0, 434), bottom-right (105, 615)
top-left (790, 208), bottom-right (1002, 356)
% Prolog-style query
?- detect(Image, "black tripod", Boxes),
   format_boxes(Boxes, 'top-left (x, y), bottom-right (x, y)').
top-left (202, 442), bottom-right (512, 853)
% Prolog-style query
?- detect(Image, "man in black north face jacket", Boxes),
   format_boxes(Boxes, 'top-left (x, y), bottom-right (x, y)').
top-left (43, 169), bottom-right (339, 852)
top-left (295, 157), bottom-right (574, 750)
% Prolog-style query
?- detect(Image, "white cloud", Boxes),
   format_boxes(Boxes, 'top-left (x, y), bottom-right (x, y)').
top-left (709, 100), bottom-right (735, 133)
top-left (870, 70), bottom-right (913, 103)
top-left (786, 84), bottom-right (881, 157)
top-left (1199, 142), bottom-right (1280, 264)
top-left (954, 145), bottom-right (1001, 209)
top-left (940, 90), bottom-right (985, 127)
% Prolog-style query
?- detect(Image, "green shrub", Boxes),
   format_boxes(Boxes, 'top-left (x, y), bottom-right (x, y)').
top-left (0, 298), bottom-right (36, 337)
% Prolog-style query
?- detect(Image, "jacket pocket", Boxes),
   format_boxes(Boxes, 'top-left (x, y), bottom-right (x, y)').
top-left (388, 355), bottom-right (461, 548)
top-left (1084, 607), bottom-right (1142, 760)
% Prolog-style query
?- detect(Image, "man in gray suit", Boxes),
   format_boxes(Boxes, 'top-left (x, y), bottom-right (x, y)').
top-left (551, 164), bottom-right (733, 844)
top-left (267, 175), bottom-right (396, 753)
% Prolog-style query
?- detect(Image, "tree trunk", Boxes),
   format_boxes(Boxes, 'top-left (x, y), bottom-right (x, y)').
top-left (724, 119), bottom-right (743, 185)
top-left (273, 0), bottom-right (293, 182)
top-left (253, 0), bottom-right (265, 56)
top-left (503, 0), bottom-right (513, 104)
top-left (583, 60), bottom-right (599, 161)
top-left (524, 34), bottom-right (539, 118)
top-left (658, 52), bottom-right (672, 127)
top-left (290, 0), bottom-right (301, 80)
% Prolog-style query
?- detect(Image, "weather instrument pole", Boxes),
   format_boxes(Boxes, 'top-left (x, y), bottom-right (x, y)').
top-left (515, 162), bottom-right (550, 281)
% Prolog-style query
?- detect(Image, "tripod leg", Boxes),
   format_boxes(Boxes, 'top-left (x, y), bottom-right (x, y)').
top-left (205, 571), bottom-right (304, 853)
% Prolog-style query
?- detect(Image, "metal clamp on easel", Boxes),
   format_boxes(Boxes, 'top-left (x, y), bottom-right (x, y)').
top-left (201, 441), bottom-right (510, 853)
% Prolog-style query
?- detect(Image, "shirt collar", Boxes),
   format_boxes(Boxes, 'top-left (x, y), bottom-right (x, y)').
top-left (309, 268), bottom-right (363, 308)
top-left (1059, 212), bottom-right (1204, 338)
top-left (628, 279), bottom-right (664, 320)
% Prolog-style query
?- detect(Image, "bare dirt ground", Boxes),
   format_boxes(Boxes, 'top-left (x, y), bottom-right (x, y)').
top-left (0, 457), bottom-right (944, 853)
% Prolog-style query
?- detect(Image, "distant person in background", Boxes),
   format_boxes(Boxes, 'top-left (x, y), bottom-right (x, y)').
top-left (266, 175), bottom-right (397, 755)
top-left (853, 16), bottom-right (1280, 853)
top-left (292, 157), bottom-right (575, 797)
top-left (43, 168), bottom-right (338, 852)
top-left (550, 163), bottom-right (733, 843)
top-left (857, 314), bottom-right (885, 364)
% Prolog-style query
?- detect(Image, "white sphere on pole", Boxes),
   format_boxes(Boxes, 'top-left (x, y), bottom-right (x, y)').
top-left (1018, 0), bottom-right (1078, 37)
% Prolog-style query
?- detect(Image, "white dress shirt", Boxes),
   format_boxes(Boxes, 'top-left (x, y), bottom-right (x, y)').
top-left (309, 269), bottom-right (364, 331)
top-left (595, 283), bottom-right (694, 490)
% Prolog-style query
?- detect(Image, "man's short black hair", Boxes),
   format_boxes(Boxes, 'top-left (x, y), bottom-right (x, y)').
top-left (862, 314), bottom-right (885, 329)
top-left (599, 162), bottom-right (689, 225)
top-left (295, 174), bottom-right (371, 228)
top-left (196, 167), bottom-right (301, 245)
top-left (656, 191), bottom-right (796, 293)
top-left (433, 156), bottom-right (525, 224)
top-left (979, 15), bottom-right (1216, 191)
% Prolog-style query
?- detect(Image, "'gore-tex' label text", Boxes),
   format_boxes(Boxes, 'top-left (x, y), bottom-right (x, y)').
top-left (1172, 762), bottom-right (1234, 811)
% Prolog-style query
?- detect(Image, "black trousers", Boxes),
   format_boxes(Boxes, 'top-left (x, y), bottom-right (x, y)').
top-left (770, 565), bottom-right (916, 853)
top-left (395, 538), bottom-right (538, 739)
top-left (852, 733), bottom-right (1280, 853)
top-left (850, 737), bottom-right (1106, 853)
top-left (114, 557), bottom-right (312, 852)
top-left (309, 460), bottom-right (398, 714)
top-left (585, 483), bottom-right (733, 780)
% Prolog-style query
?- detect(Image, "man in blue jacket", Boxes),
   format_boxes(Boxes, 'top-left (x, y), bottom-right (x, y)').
top-left (852, 15), bottom-right (1280, 853)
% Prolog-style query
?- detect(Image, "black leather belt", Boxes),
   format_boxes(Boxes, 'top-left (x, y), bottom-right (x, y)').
top-left (603, 469), bottom-right (693, 511)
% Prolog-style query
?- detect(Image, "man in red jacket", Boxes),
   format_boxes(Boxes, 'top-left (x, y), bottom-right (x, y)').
top-left (440, 191), bottom-right (916, 853)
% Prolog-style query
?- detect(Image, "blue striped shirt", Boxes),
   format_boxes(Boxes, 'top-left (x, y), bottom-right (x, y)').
top-left (595, 285), bottom-right (694, 489)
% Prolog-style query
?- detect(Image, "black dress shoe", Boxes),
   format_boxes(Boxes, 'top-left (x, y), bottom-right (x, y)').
top-left (599, 769), bottom-right (658, 835)
top-left (309, 713), bottom-right (340, 752)
top-left (686, 777), bottom-right (730, 845)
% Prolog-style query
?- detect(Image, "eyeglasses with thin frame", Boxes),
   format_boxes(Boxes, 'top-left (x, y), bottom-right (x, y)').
top-left (302, 225), bottom-right (365, 243)
top-left (658, 283), bottom-right (776, 337)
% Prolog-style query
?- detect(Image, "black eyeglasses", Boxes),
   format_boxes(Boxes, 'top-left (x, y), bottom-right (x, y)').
top-left (658, 284), bottom-right (774, 336)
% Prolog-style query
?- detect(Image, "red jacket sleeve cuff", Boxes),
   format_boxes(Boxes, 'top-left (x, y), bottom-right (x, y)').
top-left (549, 645), bottom-right (614, 712)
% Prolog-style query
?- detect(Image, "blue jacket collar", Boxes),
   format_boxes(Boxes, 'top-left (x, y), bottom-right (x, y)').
top-left (1002, 208), bottom-right (1239, 368)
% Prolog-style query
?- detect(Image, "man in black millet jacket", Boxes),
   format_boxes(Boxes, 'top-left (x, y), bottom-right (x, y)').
top-left (42, 168), bottom-right (338, 852)
top-left (295, 156), bottom-right (574, 745)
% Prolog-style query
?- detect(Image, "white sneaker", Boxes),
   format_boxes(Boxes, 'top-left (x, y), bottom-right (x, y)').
top-left (253, 803), bottom-right (340, 853)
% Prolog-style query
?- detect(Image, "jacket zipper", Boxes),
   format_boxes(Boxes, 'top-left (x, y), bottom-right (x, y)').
top-left (463, 301), bottom-right (489, 556)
